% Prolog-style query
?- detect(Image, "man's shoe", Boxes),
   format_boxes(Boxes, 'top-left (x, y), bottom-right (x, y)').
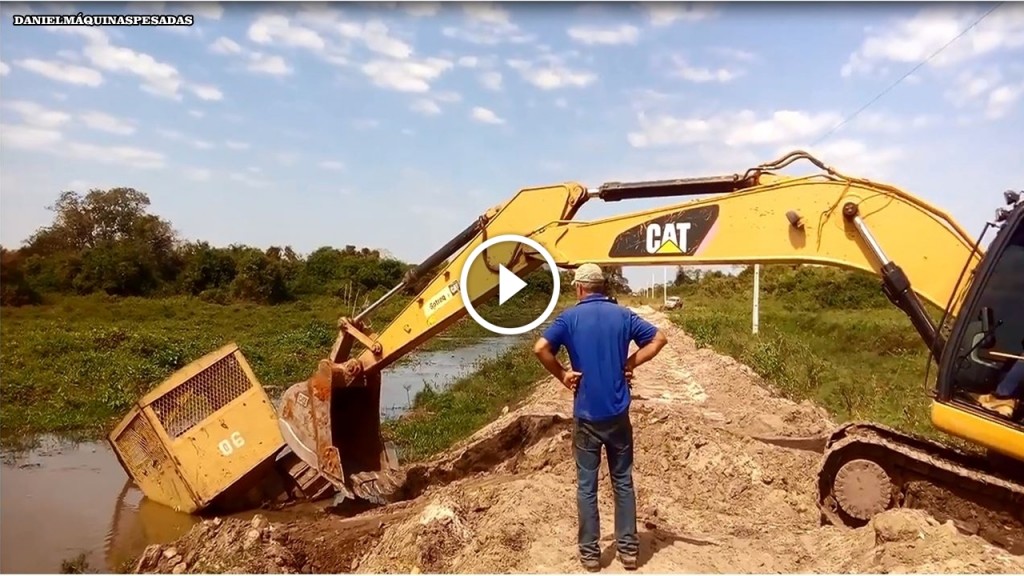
top-left (581, 557), bottom-right (601, 572)
top-left (978, 394), bottom-right (1017, 418)
top-left (619, 554), bottom-right (638, 571)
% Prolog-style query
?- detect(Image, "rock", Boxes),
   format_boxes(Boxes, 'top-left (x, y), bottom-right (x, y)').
top-left (134, 544), bottom-right (163, 572)
top-left (251, 514), bottom-right (270, 533)
top-left (242, 528), bottom-right (263, 550)
top-left (171, 561), bottom-right (187, 574)
top-left (162, 547), bottom-right (179, 560)
top-left (872, 510), bottom-right (928, 544)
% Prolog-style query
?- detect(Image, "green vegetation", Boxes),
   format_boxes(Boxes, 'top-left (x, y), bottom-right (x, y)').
top-left (0, 186), bottom-right (557, 445)
top-left (662, 264), bottom-right (946, 441)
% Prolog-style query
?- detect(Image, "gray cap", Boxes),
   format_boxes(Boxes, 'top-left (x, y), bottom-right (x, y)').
top-left (572, 263), bottom-right (605, 285)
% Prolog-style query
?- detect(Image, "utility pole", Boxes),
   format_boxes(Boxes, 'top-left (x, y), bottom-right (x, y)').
top-left (663, 266), bottom-right (668, 304)
top-left (752, 264), bottom-right (760, 335)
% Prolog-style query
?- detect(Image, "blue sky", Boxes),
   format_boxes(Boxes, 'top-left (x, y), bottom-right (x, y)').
top-left (1, 1), bottom-right (1022, 291)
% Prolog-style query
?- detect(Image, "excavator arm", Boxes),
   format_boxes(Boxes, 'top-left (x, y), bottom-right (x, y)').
top-left (276, 151), bottom-right (992, 504)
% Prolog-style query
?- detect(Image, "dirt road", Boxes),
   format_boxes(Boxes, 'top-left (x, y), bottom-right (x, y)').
top-left (134, 307), bottom-right (1024, 574)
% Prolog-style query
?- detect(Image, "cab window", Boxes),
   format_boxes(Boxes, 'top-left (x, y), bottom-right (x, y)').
top-left (947, 222), bottom-right (1024, 401)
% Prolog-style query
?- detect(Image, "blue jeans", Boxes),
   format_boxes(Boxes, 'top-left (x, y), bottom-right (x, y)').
top-left (573, 411), bottom-right (638, 561)
top-left (995, 360), bottom-right (1024, 398)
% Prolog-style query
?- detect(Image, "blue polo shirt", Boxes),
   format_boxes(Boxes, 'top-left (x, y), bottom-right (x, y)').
top-left (541, 294), bottom-right (659, 421)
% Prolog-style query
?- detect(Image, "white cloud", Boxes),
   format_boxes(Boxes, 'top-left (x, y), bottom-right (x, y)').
top-left (944, 67), bottom-right (1024, 119)
top-left (3, 100), bottom-right (72, 129)
top-left (190, 84), bottom-right (224, 101)
top-left (480, 71), bottom-right (503, 91)
top-left (0, 123), bottom-right (63, 150)
top-left (773, 139), bottom-right (904, 180)
top-left (336, 20), bottom-right (413, 60)
top-left (188, 109), bottom-right (205, 118)
top-left (842, 5), bottom-right (1024, 77)
top-left (641, 2), bottom-right (717, 27)
top-left (507, 56), bottom-right (597, 90)
top-left (567, 24), bottom-right (640, 46)
top-left (49, 26), bottom-right (216, 101)
top-left (157, 128), bottom-right (216, 150)
top-left (986, 81), bottom-right (1024, 119)
top-left (2, 121), bottom-right (165, 168)
top-left (74, 31), bottom-right (186, 99)
top-left (0, 60), bottom-right (8, 76)
top-left (210, 36), bottom-right (243, 54)
top-left (457, 56), bottom-right (479, 68)
top-left (470, 106), bottom-right (505, 124)
top-left (225, 140), bottom-right (250, 150)
top-left (670, 56), bottom-right (741, 83)
top-left (248, 52), bottom-right (292, 75)
top-left (248, 14), bottom-right (326, 52)
top-left (183, 2), bottom-right (223, 20)
top-left (210, 35), bottom-right (293, 76)
top-left (410, 98), bottom-right (442, 115)
top-left (319, 160), bottom-right (345, 171)
top-left (15, 58), bottom-right (103, 87)
top-left (442, 2), bottom-right (534, 45)
top-left (627, 109), bottom-right (844, 149)
top-left (361, 57), bottom-right (452, 92)
top-left (403, 2), bottom-right (440, 17)
top-left (80, 111), bottom-right (135, 135)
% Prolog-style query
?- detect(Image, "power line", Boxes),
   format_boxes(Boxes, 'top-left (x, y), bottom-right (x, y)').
top-left (812, 2), bottom-right (1004, 146)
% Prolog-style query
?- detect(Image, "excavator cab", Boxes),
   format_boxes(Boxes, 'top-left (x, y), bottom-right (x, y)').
top-left (935, 196), bottom-right (1024, 439)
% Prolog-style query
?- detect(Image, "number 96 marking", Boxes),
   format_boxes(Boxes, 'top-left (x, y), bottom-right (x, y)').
top-left (218, 431), bottom-right (245, 456)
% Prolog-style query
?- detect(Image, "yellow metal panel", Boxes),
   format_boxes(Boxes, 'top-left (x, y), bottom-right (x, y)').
top-left (930, 400), bottom-right (1024, 461)
top-left (139, 342), bottom-right (241, 406)
top-left (172, 386), bottom-right (285, 506)
top-left (108, 407), bottom-right (202, 513)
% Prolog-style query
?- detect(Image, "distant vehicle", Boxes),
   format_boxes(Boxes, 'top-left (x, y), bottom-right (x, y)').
top-left (664, 296), bottom-right (682, 310)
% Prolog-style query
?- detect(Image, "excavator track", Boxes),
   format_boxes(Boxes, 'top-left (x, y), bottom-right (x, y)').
top-left (816, 421), bottom-right (1024, 554)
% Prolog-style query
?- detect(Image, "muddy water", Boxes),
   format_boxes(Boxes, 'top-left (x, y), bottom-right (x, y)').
top-left (0, 336), bottom-right (519, 574)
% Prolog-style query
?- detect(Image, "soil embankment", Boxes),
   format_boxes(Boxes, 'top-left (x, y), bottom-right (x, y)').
top-left (133, 307), bottom-right (1024, 574)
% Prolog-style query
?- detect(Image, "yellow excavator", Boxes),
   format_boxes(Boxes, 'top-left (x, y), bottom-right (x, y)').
top-left (110, 151), bottom-right (1024, 552)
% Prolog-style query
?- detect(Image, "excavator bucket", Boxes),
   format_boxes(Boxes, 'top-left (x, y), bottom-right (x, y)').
top-left (276, 359), bottom-right (402, 505)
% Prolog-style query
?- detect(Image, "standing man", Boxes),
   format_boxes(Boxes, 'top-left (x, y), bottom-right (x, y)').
top-left (533, 263), bottom-right (668, 571)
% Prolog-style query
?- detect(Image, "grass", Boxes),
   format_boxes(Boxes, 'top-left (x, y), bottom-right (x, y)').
top-left (0, 291), bottom-right (551, 447)
top-left (381, 343), bottom-right (553, 462)
top-left (651, 291), bottom-right (943, 440)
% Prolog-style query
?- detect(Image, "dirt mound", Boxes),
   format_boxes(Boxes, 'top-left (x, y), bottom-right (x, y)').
top-left (133, 515), bottom-right (302, 574)
top-left (132, 307), bottom-right (1024, 574)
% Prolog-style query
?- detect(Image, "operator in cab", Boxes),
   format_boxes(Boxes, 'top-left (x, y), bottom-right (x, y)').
top-left (532, 263), bottom-right (668, 572)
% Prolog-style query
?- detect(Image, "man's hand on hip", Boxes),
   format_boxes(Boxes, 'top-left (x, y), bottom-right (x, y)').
top-left (561, 370), bottom-right (582, 391)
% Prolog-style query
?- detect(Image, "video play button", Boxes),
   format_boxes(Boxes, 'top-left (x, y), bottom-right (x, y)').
top-left (459, 234), bottom-right (561, 336)
top-left (498, 264), bottom-right (527, 305)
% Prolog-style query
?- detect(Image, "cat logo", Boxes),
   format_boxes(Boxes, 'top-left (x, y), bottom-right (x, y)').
top-left (645, 222), bottom-right (692, 254)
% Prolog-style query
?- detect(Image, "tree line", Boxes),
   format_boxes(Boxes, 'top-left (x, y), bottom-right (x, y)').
top-left (0, 187), bottom-right (559, 307)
